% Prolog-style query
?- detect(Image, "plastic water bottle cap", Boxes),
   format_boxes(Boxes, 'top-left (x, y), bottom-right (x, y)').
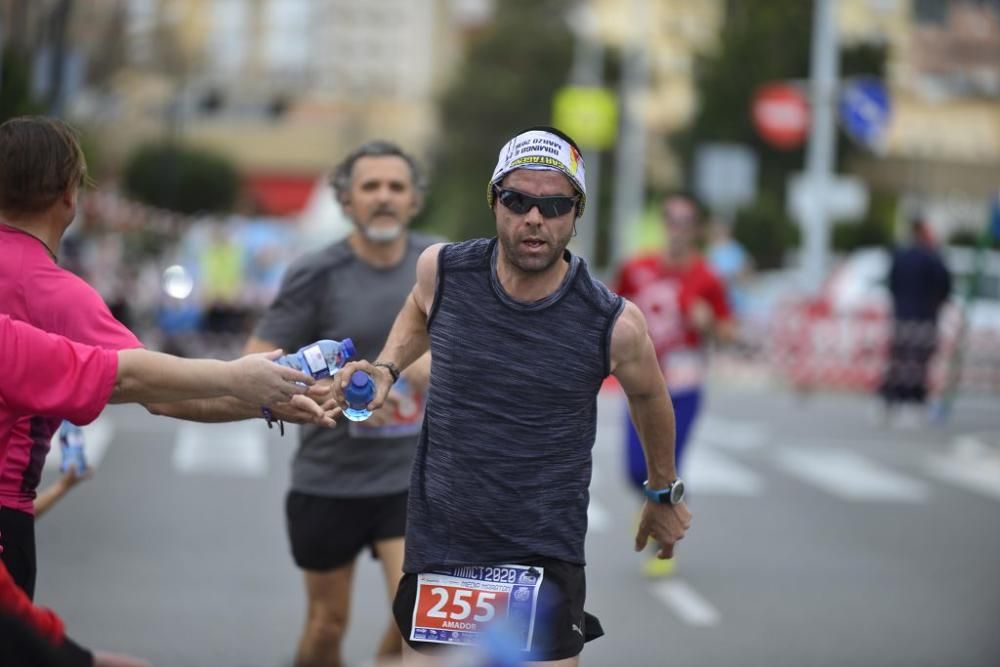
top-left (341, 338), bottom-right (356, 361)
top-left (350, 371), bottom-right (369, 388)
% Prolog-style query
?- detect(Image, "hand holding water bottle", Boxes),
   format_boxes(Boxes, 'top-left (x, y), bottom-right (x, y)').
top-left (343, 371), bottom-right (376, 422)
top-left (332, 359), bottom-right (397, 419)
top-left (58, 421), bottom-right (87, 475)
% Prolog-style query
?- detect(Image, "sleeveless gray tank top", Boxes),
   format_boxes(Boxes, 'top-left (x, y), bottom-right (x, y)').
top-left (403, 237), bottom-right (625, 572)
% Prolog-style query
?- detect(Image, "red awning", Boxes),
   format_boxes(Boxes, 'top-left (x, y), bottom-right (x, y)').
top-left (245, 174), bottom-right (318, 216)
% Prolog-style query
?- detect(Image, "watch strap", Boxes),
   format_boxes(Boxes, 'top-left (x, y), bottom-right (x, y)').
top-left (373, 361), bottom-right (400, 384)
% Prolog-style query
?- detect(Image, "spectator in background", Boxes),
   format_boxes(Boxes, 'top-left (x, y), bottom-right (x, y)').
top-left (0, 115), bottom-right (334, 601)
top-left (879, 218), bottom-right (952, 427)
top-left (706, 218), bottom-right (752, 321)
top-left (244, 140), bottom-right (438, 667)
top-left (614, 193), bottom-right (733, 578)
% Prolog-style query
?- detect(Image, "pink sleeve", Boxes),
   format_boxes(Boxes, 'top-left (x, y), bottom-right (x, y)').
top-left (0, 316), bottom-right (119, 426)
top-left (31, 269), bottom-right (143, 351)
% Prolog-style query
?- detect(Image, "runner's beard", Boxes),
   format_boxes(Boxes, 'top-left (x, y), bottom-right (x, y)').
top-left (499, 228), bottom-right (572, 274)
top-left (362, 222), bottom-right (405, 243)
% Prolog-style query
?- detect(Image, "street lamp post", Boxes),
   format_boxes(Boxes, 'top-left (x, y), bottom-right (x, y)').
top-left (801, 0), bottom-right (840, 293)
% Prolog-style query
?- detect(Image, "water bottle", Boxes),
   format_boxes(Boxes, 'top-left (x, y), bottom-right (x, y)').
top-left (343, 371), bottom-right (375, 422)
top-left (275, 338), bottom-right (356, 380)
top-left (58, 421), bottom-right (87, 475)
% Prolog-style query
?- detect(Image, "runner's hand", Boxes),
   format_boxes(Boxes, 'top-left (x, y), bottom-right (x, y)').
top-left (356, 389), bottom-right (401, 428)
top-left (634, 500), bottom-right (691, 559)
top-left (59, 465), bottom-right (93, 488)
top-left (689, 299), bottom-right (714, 333)
top-left (228, 349), bottom-right (314, 405)
top-left (332, 360), bottom-right (394, 412)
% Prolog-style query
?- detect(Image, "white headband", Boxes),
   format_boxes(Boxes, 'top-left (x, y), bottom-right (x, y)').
top-left (486, 129), bottom-right (587, 216)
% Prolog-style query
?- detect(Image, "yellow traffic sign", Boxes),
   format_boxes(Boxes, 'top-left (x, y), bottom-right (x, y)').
top-left (552, 86), bottom-right (618, 150)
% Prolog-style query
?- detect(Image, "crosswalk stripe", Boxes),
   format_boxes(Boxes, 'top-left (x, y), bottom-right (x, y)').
top-left (696, 416), bottom-right (766, 451)
top-left (774, 446), bottom-right (929, 502)
top-left (926, 436), bottom-right (1000, 501)
top-left (651, 580), bottom-right (721, 627)
top-left (685, 447), bottom-right (763, 496)
top-left (172, 421), bottom-right (267, 477)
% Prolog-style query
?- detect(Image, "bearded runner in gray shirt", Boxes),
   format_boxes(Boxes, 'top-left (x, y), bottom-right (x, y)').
top-left (245, 141), bottom-right (439, 667)
top-left (334, 127), bottom-right (692, 666)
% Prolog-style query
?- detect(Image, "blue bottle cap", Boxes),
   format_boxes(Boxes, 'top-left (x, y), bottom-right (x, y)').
top-left (350, 370), bottom-right (370, 388)
top-left (341, 337), bottom-right (356, 361)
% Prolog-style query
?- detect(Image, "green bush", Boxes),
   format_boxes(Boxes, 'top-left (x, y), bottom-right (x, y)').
top-left (732, 192), bottom-right (800, 270)
top-left (122, 143), bottom-right (239, 215)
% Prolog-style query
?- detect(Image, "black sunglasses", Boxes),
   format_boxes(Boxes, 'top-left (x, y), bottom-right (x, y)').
top-left (496, 187), bottom-right (578, 218)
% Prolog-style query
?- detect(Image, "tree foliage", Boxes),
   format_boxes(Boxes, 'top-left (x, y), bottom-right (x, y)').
top-left (122, 143), bottom-right (240, 215)
top-left (420, 0), bottom-right (574, 241)
top-left (0, 48), bottom-right (46, 122)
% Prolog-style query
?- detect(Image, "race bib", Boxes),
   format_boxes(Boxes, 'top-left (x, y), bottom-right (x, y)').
top-left (348, 377), bottom-right (424, 439)
top-left (410, 564), bottom-right (544, 650)
top-left (662, 349), bottom-right (707, 391)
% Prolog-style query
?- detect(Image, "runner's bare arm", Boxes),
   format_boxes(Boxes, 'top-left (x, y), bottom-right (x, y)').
top-left (33, 468), bottom-right (89, 518)
top-left (609, 300), bottom-right (691, 558)
top-left (609, 300), bottom-right (677, 487)
top-left (335, 243), bottom-right (442, 410)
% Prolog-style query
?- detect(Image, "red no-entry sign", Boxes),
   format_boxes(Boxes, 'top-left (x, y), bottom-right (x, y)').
top-left (752, 83), bottom-right (810, 150)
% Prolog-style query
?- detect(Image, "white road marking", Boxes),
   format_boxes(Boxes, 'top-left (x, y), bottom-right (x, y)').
top-left (45, 416), bottom-right (115, 471)
top-left (685, 447), bottom-right (763, 496)
top-left (651, 580), bottom-right (721, 627)
top-left (774, 446), bottom-right (929, 502)
top-left (695, 416), bottom-right (767, 451)
top-left (926, 435), bottom-right (1000, 501)
top-left (172, 421), bottom-right (267, 477)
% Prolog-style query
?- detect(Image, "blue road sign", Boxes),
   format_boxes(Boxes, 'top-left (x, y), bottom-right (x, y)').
top-left (839, 77), bottom-right (891, 152)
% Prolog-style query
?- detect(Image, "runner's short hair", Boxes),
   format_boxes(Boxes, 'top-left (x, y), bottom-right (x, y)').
top-left (0, 116), bottom-right (88, 216)
top-left (329, 141), bottom-right (427, 203)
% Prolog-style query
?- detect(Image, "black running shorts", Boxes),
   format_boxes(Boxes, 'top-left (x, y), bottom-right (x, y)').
top-left (393, 556), bottom-right (604, 661)
top-left (285, 490), bottom-right (408, 571)
top-left (0, 507), bottom-right (36, 599)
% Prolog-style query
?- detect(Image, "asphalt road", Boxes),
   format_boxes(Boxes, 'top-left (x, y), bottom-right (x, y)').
top-left (33, 383), bottom-right (1000, 667)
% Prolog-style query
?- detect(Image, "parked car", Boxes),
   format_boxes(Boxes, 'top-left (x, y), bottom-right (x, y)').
top-left (766, 246), bottom-right (1000, 393)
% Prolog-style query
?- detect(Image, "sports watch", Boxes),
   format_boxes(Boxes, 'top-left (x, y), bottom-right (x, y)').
top-left (643, 479), bottom-right (686, 505)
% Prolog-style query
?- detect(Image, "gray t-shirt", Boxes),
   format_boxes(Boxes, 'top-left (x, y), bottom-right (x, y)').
top-left (254, 233), bottom-right (439, 497)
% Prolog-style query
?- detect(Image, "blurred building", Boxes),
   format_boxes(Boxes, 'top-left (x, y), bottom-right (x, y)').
top-left (589, 0), bottom-right (726, 187)
top-left (840, 0), bottom-right (1000, 237)
top-left (36, 0), bottom-right (494, 215)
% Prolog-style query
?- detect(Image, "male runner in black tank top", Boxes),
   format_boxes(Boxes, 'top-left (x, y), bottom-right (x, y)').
top-left (332, 127), bottom-right (691, 666)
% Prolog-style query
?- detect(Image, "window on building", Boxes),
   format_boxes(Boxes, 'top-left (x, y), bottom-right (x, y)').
top-left (914, 0), bottom-right (948, 24)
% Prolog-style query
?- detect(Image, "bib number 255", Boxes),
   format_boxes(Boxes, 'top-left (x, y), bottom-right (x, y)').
top-left (425, 586), bottom-right (498, 623)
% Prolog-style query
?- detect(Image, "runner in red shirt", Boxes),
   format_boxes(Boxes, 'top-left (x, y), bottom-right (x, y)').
top-left (613, 193), bottom-right (733, 577)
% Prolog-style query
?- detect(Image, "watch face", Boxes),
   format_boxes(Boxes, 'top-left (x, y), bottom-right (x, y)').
top-left (670, 480), bottom-right (685, 504)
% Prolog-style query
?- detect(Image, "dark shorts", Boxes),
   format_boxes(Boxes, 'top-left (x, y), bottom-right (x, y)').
top-left (0, 507), bottom-right (36, 599)
top-left (393, 557), bottom-right (604, 661)
top-left (285, 490), bottom-right (408, 571)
